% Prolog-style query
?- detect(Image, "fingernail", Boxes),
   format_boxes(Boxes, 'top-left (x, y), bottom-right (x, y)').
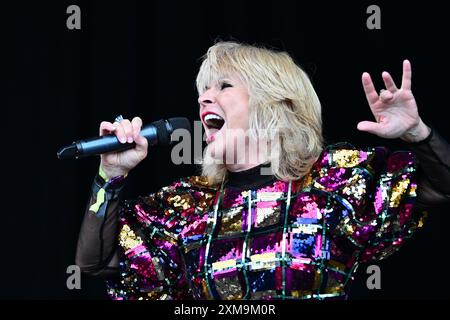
top-left (127, 136), bottom-right (133, 143)
top-left (120, 137), bottom-right (126, 143)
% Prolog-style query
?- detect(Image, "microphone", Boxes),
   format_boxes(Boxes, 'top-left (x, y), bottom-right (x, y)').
top-left (57, 117), bottom-right (191, 160)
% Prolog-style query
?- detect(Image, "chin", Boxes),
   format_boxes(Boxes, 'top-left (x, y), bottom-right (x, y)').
top-left (204, 142), bottom-right (226, 164)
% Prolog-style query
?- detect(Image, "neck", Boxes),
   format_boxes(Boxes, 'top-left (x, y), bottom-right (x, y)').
top-left (225, 161), bottom-right (275, 189)
top-left (226, 162), bottom-right (263, 172)
top-left (226, 140), bottom-right (270, 172)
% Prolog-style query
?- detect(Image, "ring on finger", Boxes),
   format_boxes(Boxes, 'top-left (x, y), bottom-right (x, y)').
top-left (114, 114), bottom-right (124, 123)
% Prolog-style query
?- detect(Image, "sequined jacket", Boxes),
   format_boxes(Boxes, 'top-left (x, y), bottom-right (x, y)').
top-left (76, 129), bottom-right (450, 300)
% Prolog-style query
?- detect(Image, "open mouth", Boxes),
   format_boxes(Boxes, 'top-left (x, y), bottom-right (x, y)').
top-left (203, 113), bottom-right (225, 131)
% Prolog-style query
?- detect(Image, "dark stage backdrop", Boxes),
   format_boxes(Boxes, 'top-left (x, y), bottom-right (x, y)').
top-left (2, 0), bottom-right (449, 299)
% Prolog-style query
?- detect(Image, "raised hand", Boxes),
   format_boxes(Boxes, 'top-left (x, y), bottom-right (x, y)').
top-left (357, 60), bottom-right (430, 142)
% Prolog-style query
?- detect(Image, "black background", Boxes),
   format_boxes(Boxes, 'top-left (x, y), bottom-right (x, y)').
top-left (2, 0), bottom-right (449, 299)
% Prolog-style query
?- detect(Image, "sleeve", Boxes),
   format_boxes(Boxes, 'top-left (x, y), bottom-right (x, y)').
top-left (357, 149), bottom-right (423, 262)
top-left (406, 128), bottom-right (450, 207)
top-left (105, 181), bottom-right (195, 300)
top-left (314, 144), bottom-right (425, 263)
top-left (358, 128), bottom-right (450, 262)
top-left (75, 173), bottom-right (126, 278)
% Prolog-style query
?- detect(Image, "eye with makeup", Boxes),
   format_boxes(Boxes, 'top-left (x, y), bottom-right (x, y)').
top-left (220, 81), bottom-right (233, 90)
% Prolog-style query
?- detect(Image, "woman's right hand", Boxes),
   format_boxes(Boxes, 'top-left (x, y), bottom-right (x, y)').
top-left (99, 116), bottom-right (148, 180)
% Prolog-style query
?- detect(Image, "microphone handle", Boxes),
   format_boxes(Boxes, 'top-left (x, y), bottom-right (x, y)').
top-left (76, 125), bottom-right (158, 157)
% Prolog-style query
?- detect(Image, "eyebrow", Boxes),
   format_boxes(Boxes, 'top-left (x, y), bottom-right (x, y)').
top-left (204, 77), bottom-right (231, 89)
top-left (201, 75), bottom-right (235, 92)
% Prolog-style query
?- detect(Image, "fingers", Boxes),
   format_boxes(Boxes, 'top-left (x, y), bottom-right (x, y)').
top-left (379, 89), bottom-right (394, 103)
top-left (115, 119), bottom-right (132, 143)
top-left (131, 117), bottom-right (148, 153)
top-left (381, 71), bottom-right (398, 92)
top-left (357, 120), bottom-right (383, 135)
top-left (361, 72), bottom-right (379, 105)
top-left (131, 117), bottom-right (143, 140)
top-left (99, 116), bottom-right (144, 144)
top-left (99, 121), bottom-right (116, 136)
top-left (130, 117), bottom-right (148, 153)
top-left (364, 60), bottom-right (412, 95)
top-left (401, 59), bottom-right (412, 90)
top-left (134, 134), bottom-right (148, 154)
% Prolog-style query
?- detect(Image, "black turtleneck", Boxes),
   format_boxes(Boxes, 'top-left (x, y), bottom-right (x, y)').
top-left (225, 162), bottom-right (277, 190)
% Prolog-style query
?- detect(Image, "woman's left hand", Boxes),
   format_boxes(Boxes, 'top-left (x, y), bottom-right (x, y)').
top-left (357, 60), bottom-right (430, 142)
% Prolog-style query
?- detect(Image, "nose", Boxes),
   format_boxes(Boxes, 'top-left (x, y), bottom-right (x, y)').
top-left (198, 87), bottom-right (216, 107)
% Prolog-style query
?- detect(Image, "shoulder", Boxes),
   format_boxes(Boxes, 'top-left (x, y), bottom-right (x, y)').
top-left (125, 175), bottom-right (218, 208)
top-left (291, 142), bottom-right (418, 225)
top-left (166, 175), bottom-right (219, 192)
top-left (295, 142), bottom-right (417, 202)
top-left (125, 175), bottom-right (217, 204)
top-left (312, 142), bottom-right (415, 173)
top-left (119, 176), bottom-right (217, 236)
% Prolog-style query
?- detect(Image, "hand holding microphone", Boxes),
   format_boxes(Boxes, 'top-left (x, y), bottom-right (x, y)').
top-left (57, 116), bottom-right (192, 180)
top-left (99, 116), bottom-right (148, 179)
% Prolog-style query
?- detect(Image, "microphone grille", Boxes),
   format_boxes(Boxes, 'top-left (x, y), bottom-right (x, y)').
top-left (153, 117), bottom-right (191, 146)
top-left (168, 117), bottom-right (192, 133)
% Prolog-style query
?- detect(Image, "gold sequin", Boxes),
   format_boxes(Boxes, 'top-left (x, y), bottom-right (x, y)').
top-left (331, 150), bottom-right (362, 167)
top-left (119, 224), bottom-right (143, 251)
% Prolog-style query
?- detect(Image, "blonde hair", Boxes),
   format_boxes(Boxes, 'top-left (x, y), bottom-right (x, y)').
top-left (196, 41), bottom-right (323, 185)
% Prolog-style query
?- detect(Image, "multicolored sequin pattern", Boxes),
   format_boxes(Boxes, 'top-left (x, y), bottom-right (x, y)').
top-left (106, 143), bottom-right (423, 300)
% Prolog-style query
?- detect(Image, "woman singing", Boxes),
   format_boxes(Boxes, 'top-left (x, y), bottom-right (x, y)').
top-left (76, 42), bottom-right (450, 300)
